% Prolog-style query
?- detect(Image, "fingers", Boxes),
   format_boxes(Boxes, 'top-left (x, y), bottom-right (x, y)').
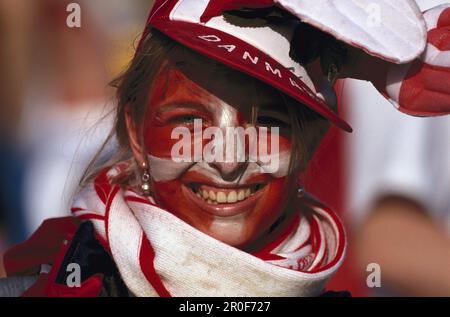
top-left (390, 62), bottom-right (450, 116)
top-left (383, 5), bottom-right (450, 117)
top-left (424, 4), bottom-right (450, 30)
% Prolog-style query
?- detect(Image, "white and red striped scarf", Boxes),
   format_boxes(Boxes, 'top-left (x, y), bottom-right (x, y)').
top-left (71, 164), bottom-right (346, 297)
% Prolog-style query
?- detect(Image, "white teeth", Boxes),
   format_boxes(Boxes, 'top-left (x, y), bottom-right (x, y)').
top-left (217, 192), bottom-right (227, 203)
top-left (227, 191), bottom-right (237, 203)
top-left (194, 185), bottom-right (264, 205)
top-left (237, 190), bottom-right (245, 201)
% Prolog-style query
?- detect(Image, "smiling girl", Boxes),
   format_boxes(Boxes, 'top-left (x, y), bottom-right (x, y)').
top-left (2, 0), bottom-right (450, 297)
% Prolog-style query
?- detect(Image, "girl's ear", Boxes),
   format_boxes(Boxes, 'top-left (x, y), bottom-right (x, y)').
top-left (125, 104), bottom-right (147, 166)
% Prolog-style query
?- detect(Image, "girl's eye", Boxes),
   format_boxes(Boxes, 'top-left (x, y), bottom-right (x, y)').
top-left (168, 115), bottom-right (203, 124)
top-left (257, 116), bottom-right (290, 128)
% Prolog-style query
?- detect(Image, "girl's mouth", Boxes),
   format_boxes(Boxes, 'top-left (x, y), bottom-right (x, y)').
top-left (182, 182), bottom-right (268, 217)
top-left (190, 183), bottom-right (266, 204)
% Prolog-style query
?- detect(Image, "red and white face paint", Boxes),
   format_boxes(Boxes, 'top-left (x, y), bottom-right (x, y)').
top-left (142, 51), bottom-right (298, 250)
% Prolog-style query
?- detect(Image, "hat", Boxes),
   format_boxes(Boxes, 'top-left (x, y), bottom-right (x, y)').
top-left (142, 0), bottom-right (427, 132)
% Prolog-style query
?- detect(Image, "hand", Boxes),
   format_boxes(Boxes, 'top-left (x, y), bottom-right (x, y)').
top-left (384, 4), bottom-right (450, 117)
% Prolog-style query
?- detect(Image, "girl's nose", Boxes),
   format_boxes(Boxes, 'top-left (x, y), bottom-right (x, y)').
top-left (208, 161), bottom-right (248, 182)
top-left (207, 124), bottom-right (249, 181)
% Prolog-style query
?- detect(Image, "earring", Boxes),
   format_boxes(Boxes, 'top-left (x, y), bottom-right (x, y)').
top-left (298, 187), bottom-right (305, 198)
top-left (140, 162), bottom-right (151, 196)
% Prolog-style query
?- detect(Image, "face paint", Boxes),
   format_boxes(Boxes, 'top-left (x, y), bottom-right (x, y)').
top-left (142, 51), bottom-right (299, 250)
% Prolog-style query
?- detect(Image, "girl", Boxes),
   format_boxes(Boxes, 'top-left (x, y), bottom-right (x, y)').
top-left (2, 0), bottom-right (450, 297)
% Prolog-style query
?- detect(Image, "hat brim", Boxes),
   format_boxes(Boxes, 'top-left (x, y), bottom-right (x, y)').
top-left (149, 19), bottom-right (353, 132)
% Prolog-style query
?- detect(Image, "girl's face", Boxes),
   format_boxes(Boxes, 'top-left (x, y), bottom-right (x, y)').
top-left (131, 51), bottom-right (300, 250)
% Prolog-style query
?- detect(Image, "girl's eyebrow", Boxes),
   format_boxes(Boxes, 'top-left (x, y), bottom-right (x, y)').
top-left (257, 100), bottom-right (290, 114)
top-left (257, 109), bottom-right (291, 124)
top-left (155, 101), bottom-right (209, 115)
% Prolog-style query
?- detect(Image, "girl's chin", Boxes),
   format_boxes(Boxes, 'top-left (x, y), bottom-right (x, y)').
top-left (197, 217), bottom-right (254, 248)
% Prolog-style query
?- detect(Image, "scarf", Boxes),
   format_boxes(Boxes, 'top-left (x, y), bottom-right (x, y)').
top-left (70, 164), bottom-right (346, 297)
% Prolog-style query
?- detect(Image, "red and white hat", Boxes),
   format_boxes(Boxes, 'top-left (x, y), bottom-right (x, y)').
top-left (142, 0), bottom-right (427, 132)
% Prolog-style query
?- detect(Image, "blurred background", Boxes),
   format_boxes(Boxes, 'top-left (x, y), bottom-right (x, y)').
top-left (1, 0), bottom-right (450, 297)
top-left (0, 0), bottom-right (154, 276)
